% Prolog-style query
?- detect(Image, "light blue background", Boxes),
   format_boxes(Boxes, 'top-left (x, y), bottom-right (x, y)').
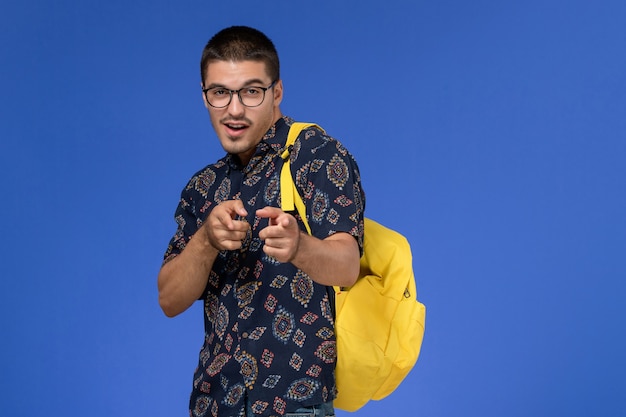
top-left (2, 1), bottom-right (625, 416)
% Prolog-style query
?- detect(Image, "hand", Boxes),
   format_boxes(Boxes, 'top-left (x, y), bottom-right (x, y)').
top-left (203, 200), bottom-right (250, 251)
top-left (256, 206), bottom-right (301, 263)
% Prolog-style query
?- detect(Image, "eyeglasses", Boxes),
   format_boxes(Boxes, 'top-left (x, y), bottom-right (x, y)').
top-left (202, 80), bottom-right (277, 108)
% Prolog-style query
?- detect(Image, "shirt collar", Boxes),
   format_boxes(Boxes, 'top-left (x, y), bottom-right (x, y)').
top-left (261, 115), bottom-right (293, 150)
top-left (226, 115), bottom-right (294, 172)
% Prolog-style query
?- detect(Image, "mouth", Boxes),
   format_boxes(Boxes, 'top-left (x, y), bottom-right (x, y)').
top-left (223, 120), bottom-right (250, 137)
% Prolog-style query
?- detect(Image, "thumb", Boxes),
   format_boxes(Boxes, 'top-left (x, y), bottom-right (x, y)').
top-left (229, 199), bottom-right (248, 217)
top-left (279, 214), bottom-right (292, 228)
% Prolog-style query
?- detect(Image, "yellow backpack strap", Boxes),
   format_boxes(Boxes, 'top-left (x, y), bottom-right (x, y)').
top-left (281, 123), bottom-right (340, 296)
top-left (280, 122), bottom-right (323, 236)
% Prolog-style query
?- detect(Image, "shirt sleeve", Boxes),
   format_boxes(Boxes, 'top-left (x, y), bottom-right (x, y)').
top-left (162, 173), bottom-right (209, 264)
top-left (290, 126), bottom-right (365, 252)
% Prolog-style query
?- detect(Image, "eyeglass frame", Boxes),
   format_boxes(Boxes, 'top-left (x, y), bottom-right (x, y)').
top-left (202, 80), bottom-right (278, 108)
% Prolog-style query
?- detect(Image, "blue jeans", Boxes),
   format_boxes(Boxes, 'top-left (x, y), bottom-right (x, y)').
top-left (285, 401), bottom-right (335, 417)
top-left (245, 400), bottom-right (335, 417)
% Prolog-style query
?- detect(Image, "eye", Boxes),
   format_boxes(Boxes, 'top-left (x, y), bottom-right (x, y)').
top-left (243, 87), bottom-right (262, 97)
top-left (211, 88), bottom-right (229, 97)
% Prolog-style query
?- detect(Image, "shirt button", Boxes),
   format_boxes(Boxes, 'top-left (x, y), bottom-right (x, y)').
top-left (242, 332), bottom-right (248, 338)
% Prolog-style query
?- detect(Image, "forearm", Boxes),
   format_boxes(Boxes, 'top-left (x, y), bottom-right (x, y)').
top-left (158, 232), bottom-right (218, 317)
top-left (291, 232), bottom-right (360, 287)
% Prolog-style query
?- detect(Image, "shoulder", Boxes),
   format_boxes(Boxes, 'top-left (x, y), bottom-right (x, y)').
top-left (291, 124), bottom-right (355, 164)
top-left (182, 157), bottom-right (229, 197)
top-left (289, 123), bottom-right (363, 195)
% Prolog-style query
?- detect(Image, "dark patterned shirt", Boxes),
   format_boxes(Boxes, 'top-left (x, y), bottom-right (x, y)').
top-left (163, 116), bottom-right (365, 417)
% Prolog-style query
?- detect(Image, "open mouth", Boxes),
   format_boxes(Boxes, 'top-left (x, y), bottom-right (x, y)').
top-left (223, 121), bottom-right (250, 136)
top-left (225, 123), bottom-right (247, 130)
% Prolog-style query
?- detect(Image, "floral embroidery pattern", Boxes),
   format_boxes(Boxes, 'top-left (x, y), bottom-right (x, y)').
top-left (272, 306), bottom-right (296, 344)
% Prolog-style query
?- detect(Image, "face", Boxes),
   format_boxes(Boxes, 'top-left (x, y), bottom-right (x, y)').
top-left (202, 60), bottom-right (283, 166)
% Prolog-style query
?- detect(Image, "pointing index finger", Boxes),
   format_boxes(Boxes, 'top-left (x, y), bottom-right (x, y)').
top-left (256, 206), bottom-right (283, 220)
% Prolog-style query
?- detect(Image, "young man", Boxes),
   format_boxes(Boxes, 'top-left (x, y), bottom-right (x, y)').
top-left (158, 26), bottom-right (365, 417)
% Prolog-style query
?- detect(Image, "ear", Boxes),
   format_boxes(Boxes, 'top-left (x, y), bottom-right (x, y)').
top-left (201, 82), bottom-right (209, 109)
top-left (272, 79), bottom-right (284, 107)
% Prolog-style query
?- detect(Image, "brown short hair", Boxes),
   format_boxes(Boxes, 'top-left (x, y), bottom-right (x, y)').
top-left (200, 26), bottom-right (280, 86)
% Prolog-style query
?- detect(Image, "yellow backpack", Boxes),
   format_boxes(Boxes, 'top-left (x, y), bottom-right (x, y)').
top-left (280, 122), bottom-right (427, 411)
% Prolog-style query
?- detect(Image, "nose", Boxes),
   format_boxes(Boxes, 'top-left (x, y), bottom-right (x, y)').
top-left (226, 92), bottom-right (245, 117)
